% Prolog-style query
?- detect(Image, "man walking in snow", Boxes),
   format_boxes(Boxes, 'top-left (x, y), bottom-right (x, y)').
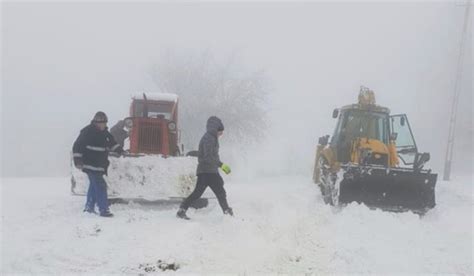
top-left (177, 116), bottom-right (233, 220)
top-left (72, 111), bottom-right (124, 217)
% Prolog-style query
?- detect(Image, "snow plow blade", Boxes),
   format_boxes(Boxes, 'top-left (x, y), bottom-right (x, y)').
top-left (71, 155), bottom-right (198, 200)
top-left (339, 165), bottom-right (436, 213)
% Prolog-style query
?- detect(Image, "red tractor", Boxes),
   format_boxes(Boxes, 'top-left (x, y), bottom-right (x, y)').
top-left (112, 93), bottom-right (183, 156)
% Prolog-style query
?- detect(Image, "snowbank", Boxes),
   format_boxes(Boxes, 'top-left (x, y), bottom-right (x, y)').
top-left (71, 155), bottom-right (197, 199)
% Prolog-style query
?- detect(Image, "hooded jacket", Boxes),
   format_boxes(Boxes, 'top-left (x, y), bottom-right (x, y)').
top-left (196, 116), bottom-right (224, 175)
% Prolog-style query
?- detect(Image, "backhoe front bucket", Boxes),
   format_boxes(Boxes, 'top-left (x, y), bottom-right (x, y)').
top-left (339, 166), bottom-right (437, 213)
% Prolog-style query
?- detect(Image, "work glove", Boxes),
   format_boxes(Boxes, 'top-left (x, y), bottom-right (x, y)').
top-left (220, 163), bottom-right (231, 175)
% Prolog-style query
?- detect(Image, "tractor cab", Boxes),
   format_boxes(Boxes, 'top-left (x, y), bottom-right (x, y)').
top-left (130, 94), bottom-right (177, 120)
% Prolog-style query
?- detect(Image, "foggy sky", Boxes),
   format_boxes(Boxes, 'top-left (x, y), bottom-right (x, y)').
top-left (1, 1), bottom-right (472, 178)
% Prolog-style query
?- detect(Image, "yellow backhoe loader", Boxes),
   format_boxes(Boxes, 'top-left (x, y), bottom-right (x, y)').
top-left (313, 87), bottom-right (436, 213)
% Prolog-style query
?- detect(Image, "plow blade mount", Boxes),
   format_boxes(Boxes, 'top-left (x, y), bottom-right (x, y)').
top-left (339, 166), bottom-right (437, 213)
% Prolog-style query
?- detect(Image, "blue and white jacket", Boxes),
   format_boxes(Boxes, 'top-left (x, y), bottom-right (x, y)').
top-left (72, 123), bottom-right (123, 174)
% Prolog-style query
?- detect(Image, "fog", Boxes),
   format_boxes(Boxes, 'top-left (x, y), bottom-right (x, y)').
top-left (1, 1), bottom-right (472, 178)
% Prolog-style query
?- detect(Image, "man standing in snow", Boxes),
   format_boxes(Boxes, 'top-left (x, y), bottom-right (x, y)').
top-left (72, 111), bottom-right (124, 217)
top-left (177, 116), bottom-right (233, 220)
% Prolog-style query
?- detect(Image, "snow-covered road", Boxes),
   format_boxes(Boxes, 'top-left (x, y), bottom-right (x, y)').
top-left (1, 175), bottom-right (472, 274)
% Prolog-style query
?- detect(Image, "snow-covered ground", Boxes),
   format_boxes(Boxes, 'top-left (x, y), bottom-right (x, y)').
top-left (1, 174), bottom-right (472, 274)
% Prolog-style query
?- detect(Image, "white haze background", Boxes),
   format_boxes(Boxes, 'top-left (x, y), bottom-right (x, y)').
top-left (1, 2), bottom-right (472, 179)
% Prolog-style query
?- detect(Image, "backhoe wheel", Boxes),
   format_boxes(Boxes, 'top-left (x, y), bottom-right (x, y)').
top-left (319, 158), bottom-right (335, 205)
top-left (330, 173), bottom-right (340, 206)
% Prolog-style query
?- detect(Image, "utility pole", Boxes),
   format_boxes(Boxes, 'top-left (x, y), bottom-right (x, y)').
top-left (443, 1), bottom-right (471, 181)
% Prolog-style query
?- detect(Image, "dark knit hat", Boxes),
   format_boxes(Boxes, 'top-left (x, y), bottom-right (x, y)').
top-left (92, 111), bottom-right (108, 123)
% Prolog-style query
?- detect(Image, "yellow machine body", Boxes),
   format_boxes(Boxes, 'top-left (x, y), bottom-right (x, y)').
top-left (313, 87), bottom-right (436, 213)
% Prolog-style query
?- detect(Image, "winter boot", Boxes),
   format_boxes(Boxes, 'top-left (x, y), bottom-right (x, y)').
top-left (224, 208), bottom-right (234, 216)
top-left (176, 208), bottom-right (190, 220)
top-left (100, 210), bottom-right (114, 217)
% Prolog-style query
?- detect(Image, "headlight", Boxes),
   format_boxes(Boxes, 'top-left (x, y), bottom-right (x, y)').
top-left (124, 118), bottom-right (133, 130)
top-left (168, 121), bottom-right (177, 131)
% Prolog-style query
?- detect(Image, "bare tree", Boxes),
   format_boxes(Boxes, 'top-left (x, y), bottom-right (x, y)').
top-left (150, 50), bottom-right (269, 150)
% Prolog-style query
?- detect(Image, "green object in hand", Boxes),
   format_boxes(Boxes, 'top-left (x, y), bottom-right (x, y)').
top-left (221, 163), bottom-right (231, 174)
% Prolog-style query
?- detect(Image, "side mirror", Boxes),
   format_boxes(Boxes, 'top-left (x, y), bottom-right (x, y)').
top-left (400, 116), bottom-right (406, 126)
top-left (318, 135), bottom-right (330, 146)
top-left (414, 152), bottom-right (430, 171)
top-left (420, 152), bottom-right (430, 163)
top-left (390, 132), bottom-right (398, 141)
top-left (332, 109), bottom-right (339, 119)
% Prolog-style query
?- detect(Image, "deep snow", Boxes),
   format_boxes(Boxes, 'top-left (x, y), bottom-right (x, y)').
top-left (1, 174), bottom-right (472, 274)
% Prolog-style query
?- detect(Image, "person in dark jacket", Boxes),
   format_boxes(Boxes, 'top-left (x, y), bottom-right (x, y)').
top-left (109, 120), bottom-right (128, 148)
top-left (177, 116), bottom-right (233, 220)
top-left (72, 111), bottom-right (124, 217)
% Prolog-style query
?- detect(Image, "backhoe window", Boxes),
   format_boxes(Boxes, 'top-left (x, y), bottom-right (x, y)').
top-left (390, 114), bottom-right (417, 165)
top-left (390, 115), bottom-right (416, 148)
top-left (341, 110), bottom-right (388, 144)
top-left (330, 111), bottom-right (344, 145)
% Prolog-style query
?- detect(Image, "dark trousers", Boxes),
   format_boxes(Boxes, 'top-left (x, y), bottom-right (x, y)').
top-left (180, 173), bottom-right (230, 212)
top-left (85, 172), bottom-right (109, 214)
